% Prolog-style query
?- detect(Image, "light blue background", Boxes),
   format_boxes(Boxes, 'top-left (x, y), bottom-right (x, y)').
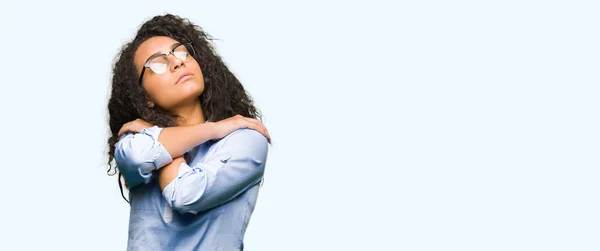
top-left (0, 0), bottom-right (598, 250)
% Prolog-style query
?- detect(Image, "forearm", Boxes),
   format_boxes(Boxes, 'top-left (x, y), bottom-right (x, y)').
top-left (161, 153), bottom-right (265, 214)
top-left (161, 129), bottom-right (268, 214)
top-left (114, 123), bottom-right (214, 188)
top-left (158, 122), bottom-right (217, 158)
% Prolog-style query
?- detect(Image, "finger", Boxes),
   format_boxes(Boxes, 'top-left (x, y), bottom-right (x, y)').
top-left (245, 119), bottom-right (270, 140)
top-left (261, 126), bottom-right (271, 144)
top-left (118, 124), bottom-right (129, 137)
top-left (243, 118), bottom-right (261, 130)
top-left (265, 129), bottom-right (271, 144)
top-left (265, 128), bottom-right (271, 143)
top-left (118, 122), bottom-right (131, 136)
top-left (250, 119), bottom-right (269, 137)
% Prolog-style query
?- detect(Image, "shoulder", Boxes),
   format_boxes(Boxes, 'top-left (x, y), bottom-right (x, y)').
top-left (228, 128), bottom-right (268, 144)
top-left (115, 126), bottom-right (163, 147)
top-left (219, 129), bottom-right (269, 160)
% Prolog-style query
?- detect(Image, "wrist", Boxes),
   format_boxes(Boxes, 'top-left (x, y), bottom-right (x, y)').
top-left (205, 122), bottom-right (218, 139)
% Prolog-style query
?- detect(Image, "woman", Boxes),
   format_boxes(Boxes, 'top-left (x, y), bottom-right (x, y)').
top-left (106, 13), bottom-right (271, 250)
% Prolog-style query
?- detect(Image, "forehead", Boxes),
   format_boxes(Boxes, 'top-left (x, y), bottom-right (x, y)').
top-left (134, 36), bottom-right (180, 66)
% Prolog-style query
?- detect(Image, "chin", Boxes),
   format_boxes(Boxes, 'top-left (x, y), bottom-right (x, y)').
top-left (183, 80), bottom-right (205, 96)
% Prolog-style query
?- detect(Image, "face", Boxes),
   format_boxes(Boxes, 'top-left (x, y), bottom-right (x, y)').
top-left (134, 36), bottom-right (205, 111)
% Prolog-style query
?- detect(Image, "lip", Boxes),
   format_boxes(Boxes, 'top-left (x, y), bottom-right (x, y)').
top-left (176, 73), bottom-right (193, 84)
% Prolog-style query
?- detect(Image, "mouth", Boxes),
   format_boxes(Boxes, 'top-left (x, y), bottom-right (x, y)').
top-left (176, 73), bottom-right (193, 85)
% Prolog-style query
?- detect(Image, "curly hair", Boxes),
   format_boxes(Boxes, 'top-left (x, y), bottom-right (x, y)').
top-left (106, 14), bottom-right (261, 202)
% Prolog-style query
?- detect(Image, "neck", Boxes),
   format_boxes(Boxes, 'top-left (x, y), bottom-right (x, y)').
top-left (171, 100), bottom-right (206, 126)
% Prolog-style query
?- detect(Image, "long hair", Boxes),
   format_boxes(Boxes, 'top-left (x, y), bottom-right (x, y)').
top-left (106, 14), bottom-right (261, 202)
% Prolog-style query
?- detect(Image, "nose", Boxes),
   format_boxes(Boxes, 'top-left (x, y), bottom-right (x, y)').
top-left (169, 53), bottom-right (185, 71)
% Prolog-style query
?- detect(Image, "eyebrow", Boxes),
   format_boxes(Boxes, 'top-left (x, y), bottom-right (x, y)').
top-left (143, 42), bottom-right (182, 65)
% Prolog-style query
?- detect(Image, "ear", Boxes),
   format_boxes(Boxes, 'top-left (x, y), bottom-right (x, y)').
top-left (147, 101), bottom-right (155, 108)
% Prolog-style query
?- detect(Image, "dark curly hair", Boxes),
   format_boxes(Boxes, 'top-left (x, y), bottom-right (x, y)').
top-left (106, 14), bottom-right (261, 202)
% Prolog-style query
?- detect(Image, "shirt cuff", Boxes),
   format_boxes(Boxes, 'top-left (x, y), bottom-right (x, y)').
top-left (162, 162), bottom-right (209, 213)
top-left (140, 126), bottom-right (173, 169)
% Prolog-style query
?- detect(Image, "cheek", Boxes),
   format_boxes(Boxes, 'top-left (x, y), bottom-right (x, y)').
top-left (144, 74), bottom-right (176, 98)
top-left (189, 60), bottom-right (203, 75)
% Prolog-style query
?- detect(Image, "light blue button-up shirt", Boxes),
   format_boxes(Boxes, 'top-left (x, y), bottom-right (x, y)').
top-left (114, 126), bottom-right (268, 250)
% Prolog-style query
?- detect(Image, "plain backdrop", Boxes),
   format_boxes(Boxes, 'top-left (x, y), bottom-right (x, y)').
top-left (0, 0), bottom-right (598, 250)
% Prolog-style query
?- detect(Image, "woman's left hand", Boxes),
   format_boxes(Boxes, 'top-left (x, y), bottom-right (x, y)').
top-left (118, 119), bottom-right (154, 137)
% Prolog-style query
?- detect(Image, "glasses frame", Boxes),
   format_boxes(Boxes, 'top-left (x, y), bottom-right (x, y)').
top-left (138, 42), bottom-right (195, 85)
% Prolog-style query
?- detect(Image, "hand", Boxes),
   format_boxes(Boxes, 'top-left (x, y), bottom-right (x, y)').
top-left (213, 115), bottom-right (271, 143)
top-left (118, 119), bottom-right (154, 137)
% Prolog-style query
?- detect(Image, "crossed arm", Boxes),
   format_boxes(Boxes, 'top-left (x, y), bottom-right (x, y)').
top-left (114, 116), bottom-right (270, 214)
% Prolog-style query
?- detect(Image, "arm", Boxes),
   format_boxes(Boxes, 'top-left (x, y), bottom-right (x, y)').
top-left (118, 116), bottom-right (269, 160)
top-left (115, 123), bottom-right (218, 188)
top-left (158, 122), bottom-right (218, 158)
top-left (114, 116), bottom-right (270, 189)
top-left (160, 129), bottom-right (269, 214)
top-left (114, 126), bottom-right (174, 188)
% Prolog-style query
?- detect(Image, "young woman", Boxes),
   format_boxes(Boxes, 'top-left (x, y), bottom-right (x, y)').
top-left (106, 14), bottom-right (271, 250)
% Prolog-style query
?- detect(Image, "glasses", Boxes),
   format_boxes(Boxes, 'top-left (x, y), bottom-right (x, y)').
top-left (138, 42), bottom-right (195, 84)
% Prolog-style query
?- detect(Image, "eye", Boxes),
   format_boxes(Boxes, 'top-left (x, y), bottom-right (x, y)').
top-left (174, 51), bottom-right (188, 61)
top-left (148, 62), bottom-right (167, 74)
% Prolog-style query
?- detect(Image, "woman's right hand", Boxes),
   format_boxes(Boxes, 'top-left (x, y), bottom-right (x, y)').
top-left (212, 115), bottom-right (271, 143)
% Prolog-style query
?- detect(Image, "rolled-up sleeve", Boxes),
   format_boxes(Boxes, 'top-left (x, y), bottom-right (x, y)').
top-left (162, 129), bottom-right (268, 214)
top-left (114, 126), bottom-right (173, 188)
